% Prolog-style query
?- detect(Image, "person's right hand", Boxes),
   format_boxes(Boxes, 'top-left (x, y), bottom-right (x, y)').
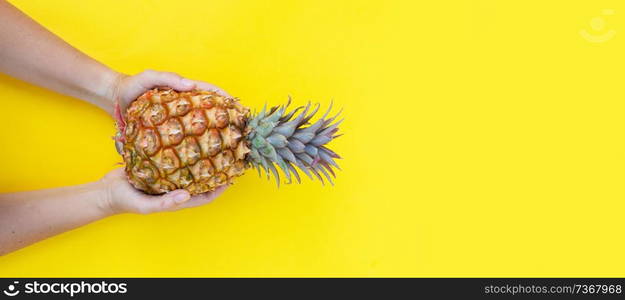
top-left (97, 168), bottom-right (227, 215)
top-left (108, 69), bottom-right (231, 116)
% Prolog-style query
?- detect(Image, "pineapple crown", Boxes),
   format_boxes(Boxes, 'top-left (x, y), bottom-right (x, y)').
top-left (246, 99), bottom-right (343, 186)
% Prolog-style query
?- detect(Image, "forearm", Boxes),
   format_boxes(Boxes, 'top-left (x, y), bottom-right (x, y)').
top-left (0, 182), bottom-right (113, 255)
top-left (0, 0), bottom-right (119, 114)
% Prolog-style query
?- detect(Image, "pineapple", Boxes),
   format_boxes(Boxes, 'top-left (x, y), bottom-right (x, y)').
top-left (114, 88), bottom-right (342, 195)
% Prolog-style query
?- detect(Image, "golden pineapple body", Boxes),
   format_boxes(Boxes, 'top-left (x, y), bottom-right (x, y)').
top-left (120, 89), bottom-right (250, 195)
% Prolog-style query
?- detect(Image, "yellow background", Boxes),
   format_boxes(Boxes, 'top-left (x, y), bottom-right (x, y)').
top-left (0, 0), bottom-right (624, 276)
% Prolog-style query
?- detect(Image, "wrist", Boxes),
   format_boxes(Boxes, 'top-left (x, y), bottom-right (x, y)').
top-left (83, 67), bottom-right (126, 116)
top-left (99, 70), bottom-right (126, 111)
top-left (91, 180), bottom-right (118, 217)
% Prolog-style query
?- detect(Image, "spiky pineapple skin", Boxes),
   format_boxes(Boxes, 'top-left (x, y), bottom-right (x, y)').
top-left (120, 89), bottom-right (250, 195)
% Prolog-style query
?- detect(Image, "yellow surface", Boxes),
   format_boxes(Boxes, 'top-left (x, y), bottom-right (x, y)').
top-left (0, 0), bottom-right (624, 277)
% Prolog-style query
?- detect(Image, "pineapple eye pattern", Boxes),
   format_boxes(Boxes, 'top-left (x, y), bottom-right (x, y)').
top-left (201, 128), bottom-right (222, 157)
top-left (213, 107), bottom-right (229, 128)
top-left (175, 136), bottom-right (201, 166)
top-left (136, 128), bottom-right (161, 156)
top-left (181, 109), bottom-right (207, 135)
top-left (127, 98), bottom-right (150, 117)
top-left (167, 98), bottom-right (190, 117)
top-left (157, 118), bottom-right (184, 146)
top-left (141, 103), bottom-right (167, 127)
top-left (158, 148), bottom-right (181, 174)
top-left (189, 159), bottom-right (214, 181)
top-left (132, 161), bottom-right (159, 184)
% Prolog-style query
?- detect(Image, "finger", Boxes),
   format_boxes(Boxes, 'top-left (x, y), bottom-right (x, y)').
top-left (134, 189), bottom-right (191, 214)
top-left (192, 80), bottom-right (231, 97)
top-left (178, 185), bottom-right (228, 209)
top-left (135, 70), bottom-right (196, 92)
top-left (120, 71), bottom-right (193, 106)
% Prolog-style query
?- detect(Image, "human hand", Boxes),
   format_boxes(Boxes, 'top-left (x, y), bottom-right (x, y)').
top-left (97, 168), bottom-right (227, 215)
top-left (108, 69), bottom-right (231, 117)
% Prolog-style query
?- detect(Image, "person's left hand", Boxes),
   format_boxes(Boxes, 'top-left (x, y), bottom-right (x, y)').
top-left (97, 168), bottom-right (227, 215)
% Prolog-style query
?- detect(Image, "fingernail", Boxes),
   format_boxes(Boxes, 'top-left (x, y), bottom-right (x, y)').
top-left (180, 78), bottom-right (194, 88)
top-left (173, 191), bottom-right (190, 204)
